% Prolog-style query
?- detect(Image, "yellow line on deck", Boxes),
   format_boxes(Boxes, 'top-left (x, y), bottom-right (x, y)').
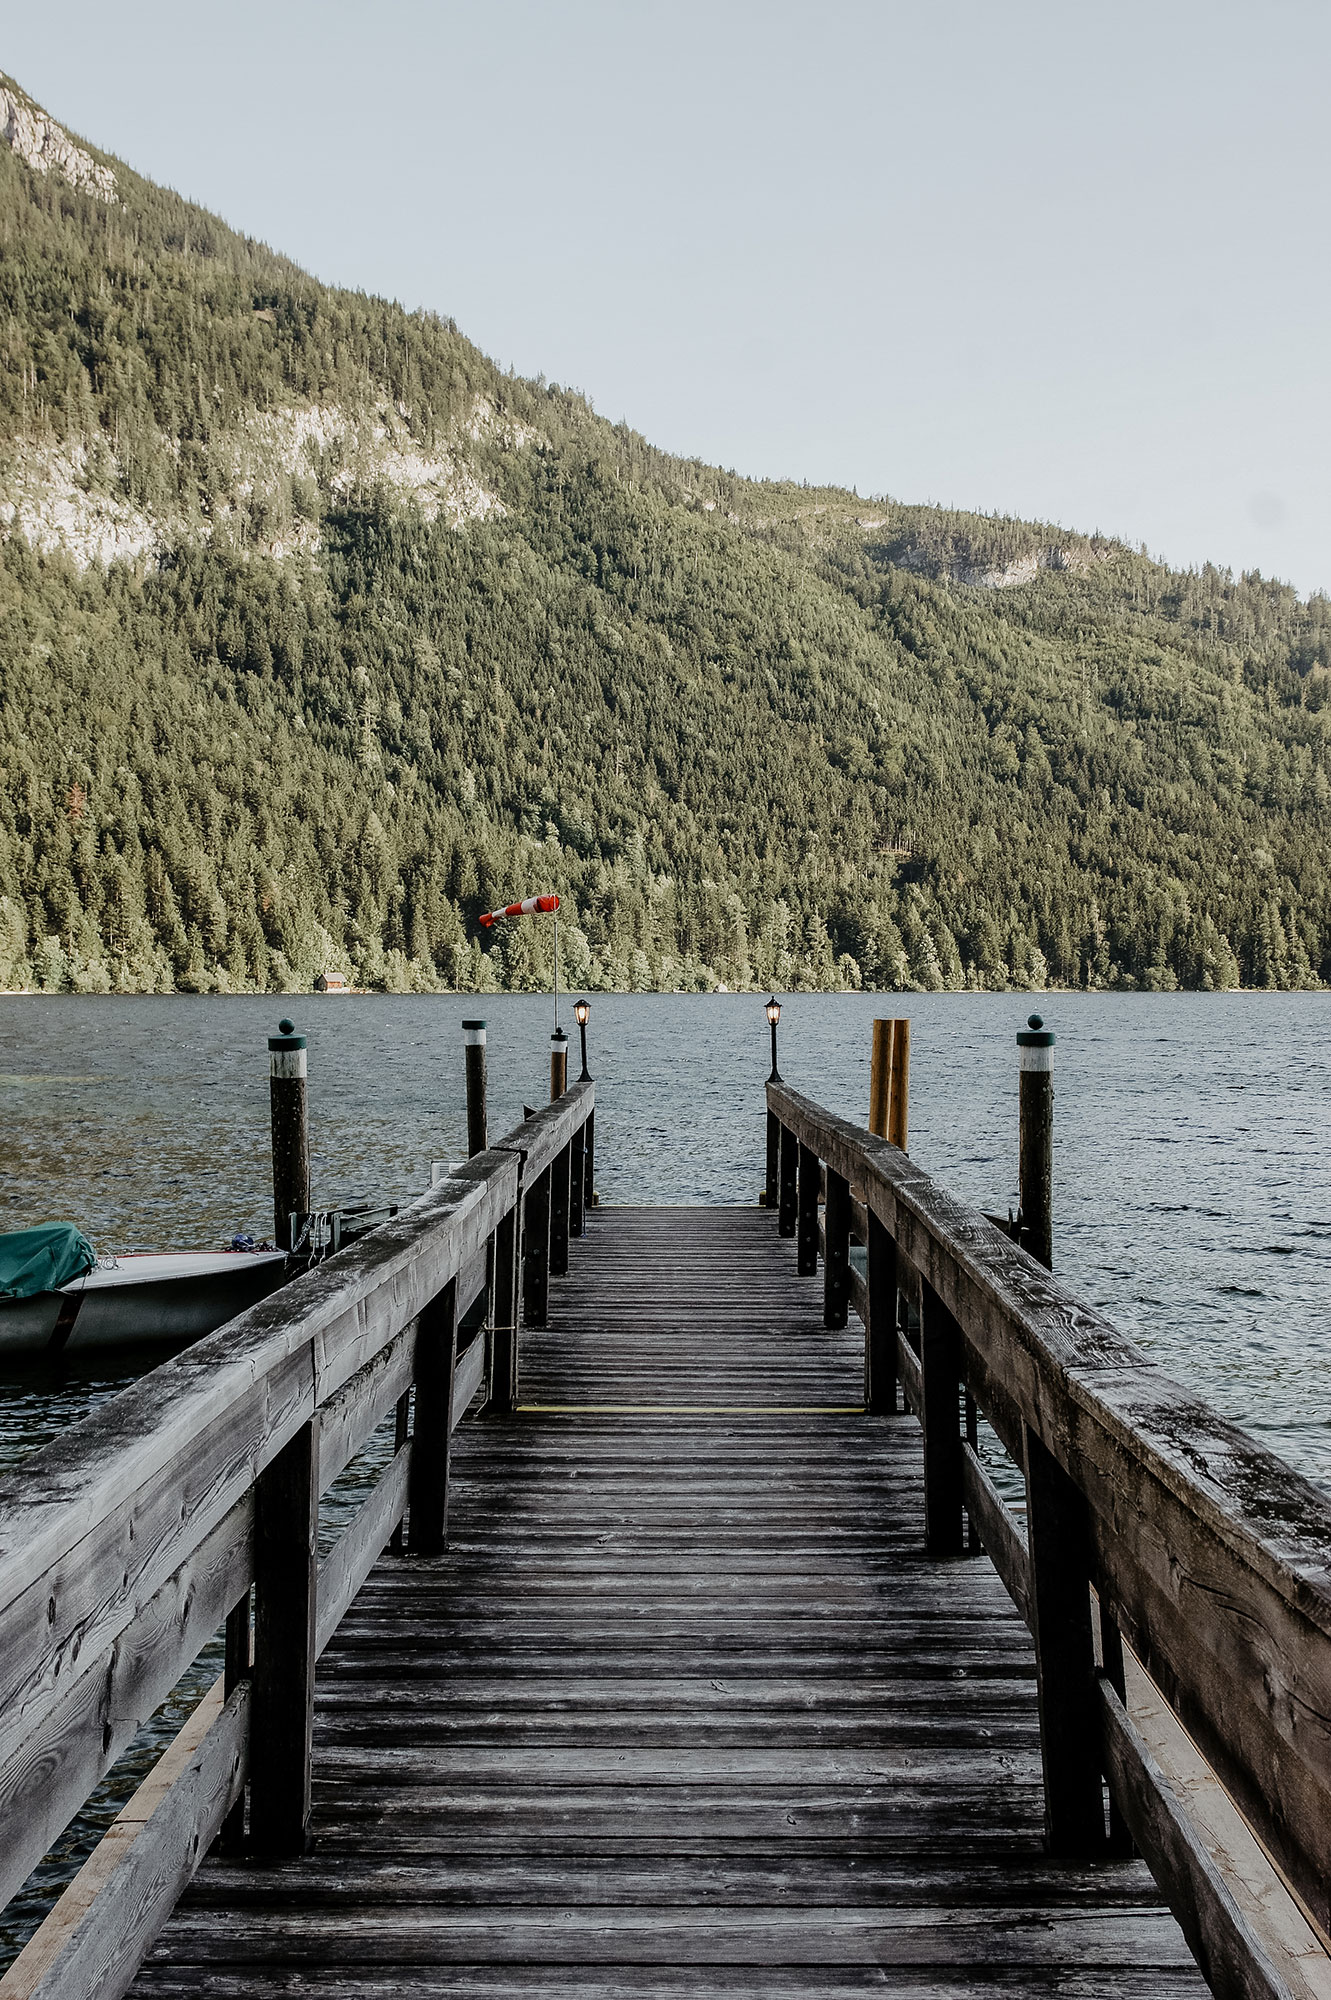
top-left (516, 1403), bottom-right (866, 1415)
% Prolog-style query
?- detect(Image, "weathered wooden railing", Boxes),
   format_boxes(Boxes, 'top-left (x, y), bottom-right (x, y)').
top-left (0, 1080), bottom-right (594, 2000)
top-left (768, 1079), bottom-right (1331, 2000)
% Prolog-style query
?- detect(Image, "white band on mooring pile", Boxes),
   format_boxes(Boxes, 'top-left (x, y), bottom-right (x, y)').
top-left (1019, 1047), bottom-right (1052, 1074)
top-left (270, 1049), bottom-right (308, 1080)
top-left (463, 1026), bottom-right (486, 1046)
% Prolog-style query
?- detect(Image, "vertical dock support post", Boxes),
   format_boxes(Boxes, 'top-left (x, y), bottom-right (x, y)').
top-left (778, 1125), bottom-right (798, 1237)
top-left (408, 1279), bottom-right (458, 1555)
top-left (488, 1196), bottom-right (522, 1413)
top-left (796, 1143), bottom-right (820, 1277)
top-left (1018, 1015), bottom-right (1055, 1269)
top-left (550, 1141), bottom-right (571, 1277)
top-left (464, 1019), bottom-right (488, 1156)
top-left (268, 1019), bottom-right (310, 1251)
top-left (1024, 1424), bottom-right (1106, 1855)
top-left (550, 1026), bottom-right (568, 1101)
top-left (865, 1209), bottom-right (897, 1413)
top-left (919, 1280), bottom-right (965, 1557)
top-left (570, 1123), bottom-right (586, 1238)
top-left (765, 1111), bottom-right (780, 1210)
top-left (823, 1166), bottom-right (850, 1327)
top-left (524, 1170), bottom-right (551, 1327)
top-left (583, 1109), bottom-right (595, 1213)
top-left (249, 1415), bottom-right (319, 1856)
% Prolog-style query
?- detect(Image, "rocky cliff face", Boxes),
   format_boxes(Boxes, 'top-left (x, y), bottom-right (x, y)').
top-left (0, 82), bottom-right (116, 202)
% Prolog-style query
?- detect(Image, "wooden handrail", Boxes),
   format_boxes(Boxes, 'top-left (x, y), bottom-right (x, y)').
top-left (768, 1078), bottom-right (1331, 1975)
top-left (0, 1081), bottom-right (594, 1987)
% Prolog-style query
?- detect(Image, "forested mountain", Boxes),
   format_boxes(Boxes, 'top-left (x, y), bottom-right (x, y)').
top-left (3, 72), bottom-right (1330, 996)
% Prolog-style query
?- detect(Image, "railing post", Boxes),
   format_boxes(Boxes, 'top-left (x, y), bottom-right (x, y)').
top-left (778, 1124), bottom-right (797, 1237)
top-left (487, 1192), bottom-right (521, 1412)
top-left (408, 1278), bottom-right (458, 1556)
top-left (523, 1169), bottom-right (551, 1327)
top-left (1023, 1423), bottom-right (1106, 1856)
top-left (218, 1591), bottom-right (252, 1852)
top-left (765, 1109), bottom-right (780, 1210)
top-left (864, 1210), bottom-right (897, 1413)
top-left (570, 1123), bottom-right (586, 1238)
top-left (550, 1140), bottom-right (571, 1277)
top-left (248, 1415), bottom-right (319, 1857)
top-left (823, 1167), bottom-right (850, 1327)
top-left (796, 1143), bottom-right (820, 1277)
top-left (919, 1280), bottom-right (965, 1557)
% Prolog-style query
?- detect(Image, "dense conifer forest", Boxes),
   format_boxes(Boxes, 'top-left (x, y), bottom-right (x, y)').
top-left (2, 73), bottom-right (1330, 995)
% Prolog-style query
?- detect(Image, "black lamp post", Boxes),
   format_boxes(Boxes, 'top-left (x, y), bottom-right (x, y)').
top-left (765, 996), bottom-right (781, 1081)
top-left (574, 997), bottom-right (591, 1080)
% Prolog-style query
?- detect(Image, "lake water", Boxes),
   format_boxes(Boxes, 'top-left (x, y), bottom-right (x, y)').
top-left (1, 990), bottom-right (1329, 1963)
top-left (3, 989), bottom-right (1329, 1482)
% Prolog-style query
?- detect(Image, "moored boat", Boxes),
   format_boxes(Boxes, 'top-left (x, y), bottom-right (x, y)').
top-left (0, 1240), bottom-right (287, 1360)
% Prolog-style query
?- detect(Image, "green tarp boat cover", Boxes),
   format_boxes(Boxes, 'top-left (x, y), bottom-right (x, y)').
top-left (0, 1223), bottom-right (96, 1299)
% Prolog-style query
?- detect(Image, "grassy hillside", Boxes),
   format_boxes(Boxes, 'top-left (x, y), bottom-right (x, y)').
top-left (2, 72), bottom-right (1330, 995)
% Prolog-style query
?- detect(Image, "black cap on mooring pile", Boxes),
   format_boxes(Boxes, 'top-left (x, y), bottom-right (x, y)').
top-left (1016, 1012), bottom-right (1055, 1051)
top-left (268, 1018), bottom-right (307, 1052)
top-left (462, 1018), bottom-right (487, 1043)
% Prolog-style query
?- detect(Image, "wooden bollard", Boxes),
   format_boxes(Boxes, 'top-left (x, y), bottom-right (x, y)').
top-left (869, 1018), bottom-right (910, 1149)
top-left (463, 1018), bottom-right (488, 1156)
top-left (268, 1018), bottom-right (310, 1251)
top-left (889, 1020), bottom-right (909, 1149)
top-left (1018, 1014), bottom-right (1055, 1269)
top-left (550, 1026), bottom-right (568, 1100)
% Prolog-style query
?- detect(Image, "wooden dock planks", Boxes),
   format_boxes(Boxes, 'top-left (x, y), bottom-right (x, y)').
top-left (130, 1206), bottom-right (1203, 1997)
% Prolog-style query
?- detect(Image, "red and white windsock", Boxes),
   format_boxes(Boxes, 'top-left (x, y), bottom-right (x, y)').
top-left (478, 894), bottom-right (560, 929)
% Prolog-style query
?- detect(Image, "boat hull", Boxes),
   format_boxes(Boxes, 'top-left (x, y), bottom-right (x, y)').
top-left (0, 1253), bottom-right (288, 1359)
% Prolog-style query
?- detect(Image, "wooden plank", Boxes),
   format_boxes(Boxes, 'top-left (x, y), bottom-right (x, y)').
top-left (315, 1445), bottom-right (411, 1658)
top-left (318, 1320), bottom-right (417, 1496)
top-left (960, 1442), bottom-right (1029, 1624)
top-left (0, 1493), bottom-right (252, 1912)
top-left (897, 1331), bottom-right (922, 1418)
top-left (451, 1332), bottom-right (487, 1434)
top-left (0, 1681), bottom-right (248, 2000)
top-left (2, 1682), bottom-right (247, 2000)
top-left (1100, 1681), bottom-right (1295, 2000)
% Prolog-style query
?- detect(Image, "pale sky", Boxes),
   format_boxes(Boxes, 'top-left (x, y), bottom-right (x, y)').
top-left (7, 0), bottom-right (1329, 594)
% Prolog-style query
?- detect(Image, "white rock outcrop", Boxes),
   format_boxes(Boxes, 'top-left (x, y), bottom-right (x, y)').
top-left (0, 441), bottom-right (166, 566)
top-left (0, 392), bottom-right (532, 569)
top-left (1, 84), bottom-right (117, 202)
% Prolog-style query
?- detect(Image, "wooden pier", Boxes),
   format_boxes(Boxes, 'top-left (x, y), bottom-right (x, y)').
top-left (1, 1075), bottom-right (1329, 1999)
